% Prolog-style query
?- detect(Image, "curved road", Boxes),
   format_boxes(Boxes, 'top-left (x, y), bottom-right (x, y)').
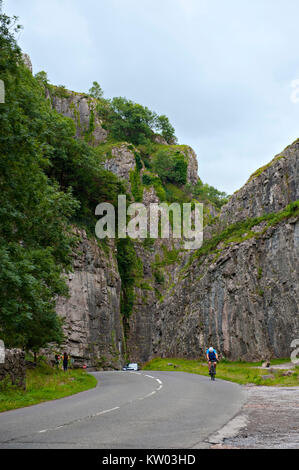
top-left (0, 371), bottom-right (246, 449)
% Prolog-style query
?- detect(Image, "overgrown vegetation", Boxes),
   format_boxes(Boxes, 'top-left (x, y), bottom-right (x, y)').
top-left (152, 148), bottom-right (188, 185)
top-left (116, 238), bottom-right (143, 336)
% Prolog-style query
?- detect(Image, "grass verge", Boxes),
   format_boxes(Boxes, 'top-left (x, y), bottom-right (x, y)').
top-left (0, 360), bottom-right (97, 413)
top-left (143, 358), bottom-right (299, 386)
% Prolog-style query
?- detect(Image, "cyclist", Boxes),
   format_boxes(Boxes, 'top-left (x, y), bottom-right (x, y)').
top-left (206, 346), bottom-right (218, 375)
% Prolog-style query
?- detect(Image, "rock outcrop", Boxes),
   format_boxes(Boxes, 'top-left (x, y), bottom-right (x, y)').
top-left (151, 215), bottom-right (299, 361)
top-left (0, 349), bottom-right (26, 389)
top-left (220, 141), bottom-right (299, 227)
top-left (185, 146), bottom-right (199, 186)
top-left (103, 144), bottom-right (136, 181)
top-left (50, 91), bottom-right (108, 146)
top-left (55, 229), bottom-right (124, 369)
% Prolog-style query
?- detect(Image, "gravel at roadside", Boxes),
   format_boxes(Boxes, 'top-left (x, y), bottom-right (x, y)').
top-left (209, 385), bottom-right (299, 449)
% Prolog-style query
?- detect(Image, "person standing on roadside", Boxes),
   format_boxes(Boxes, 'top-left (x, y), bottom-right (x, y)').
top-left (54, 354), bottom-right (60, 369)
top-left (63, 352), bottom-right (69, 372)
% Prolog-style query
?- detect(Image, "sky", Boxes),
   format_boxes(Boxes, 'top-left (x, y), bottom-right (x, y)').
top-left (4, 0), bottom-right (299, 194)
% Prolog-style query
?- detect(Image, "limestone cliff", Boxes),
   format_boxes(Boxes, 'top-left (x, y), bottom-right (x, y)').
top-left (220, 141), bottom-right (299, 226)
top-left (151, 214), bottom-right (299, 361)
top-left (50, 89), bottom-right (108, 146)
top-left (48, 83), bottom-right (298, 366)
top-left (147, 141), bottom-right (299, 361)
top-left (56, 229), bottom-right (124, 368)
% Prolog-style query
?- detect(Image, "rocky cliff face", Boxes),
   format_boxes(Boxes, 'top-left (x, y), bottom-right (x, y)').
top-left (0, 349), bottom-right (26, 389)
top-left (185, 146), bottom-right (199, 186)
top-left (48, 82), bottom-right (298, 365)
top-left (56, 229), bottom-right (124, 368)
top-left (151, 215), bottom-right (299, 361)
top-left (145, 142), bottom-right (299, 362)
top-left (220, 141), bottom-right (299, 227)
top-left (102, 143), bottom-right (198, 187)
top-left (50, 91), bottom-right (108, 146)
top-left (56, 142), bottom-right (298, 365)
top-left (103, 144), bottom-right (136, 181)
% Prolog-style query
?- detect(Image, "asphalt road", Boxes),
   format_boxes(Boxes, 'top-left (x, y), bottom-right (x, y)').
top-left (0, 371), bottom-right (246, 449)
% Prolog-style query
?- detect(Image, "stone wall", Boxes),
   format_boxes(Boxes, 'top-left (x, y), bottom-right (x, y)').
top-left (0, 349), bottom-right (26, 389)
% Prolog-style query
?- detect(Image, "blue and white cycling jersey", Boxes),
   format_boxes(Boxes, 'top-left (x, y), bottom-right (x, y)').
top-left (206, 348), bottom-right (217, 361)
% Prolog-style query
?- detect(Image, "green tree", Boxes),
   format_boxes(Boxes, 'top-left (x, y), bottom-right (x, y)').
top-left (191, 180), bottom-right (229, 208)
top-left (108, 97), bottom-right (156, 145)
top-left (155, 114), bottom-right (177, 144)
top-left (153, 149), bottom-right (187, 185)
top-left (116, 238), bottom-right (143, 336)
top-left (89, 81), bottom-right (104, 99)
top-left (35, 70), bottom-right (49, 86)
top-left (0, 10), bottom-right (77, 351)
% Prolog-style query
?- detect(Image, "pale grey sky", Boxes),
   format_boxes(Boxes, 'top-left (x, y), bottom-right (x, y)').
top-left (4, 0), bottom-right (299, 193)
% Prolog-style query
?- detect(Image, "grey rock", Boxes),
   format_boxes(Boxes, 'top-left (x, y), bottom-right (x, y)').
top-left (53, 229), bottom-right (124, 369)
top-left (51, 92), bottom-right (108, 146)
top-left (103, 144), bottom-right (136, 182)
top-left (219, 139), bottom-right (299, 227)
top-left (282, 370), bottom-right (294, 377)
top-left (262, 361), bottom-right (271, 368)
top-left (185, 146), bottom-right (199, 185)
top-left (0, 349), bottom-right (26, 389)
top-left (153, 134), bottom-right (168, 145)
top-left (22, 53), bottom-right (32, 73)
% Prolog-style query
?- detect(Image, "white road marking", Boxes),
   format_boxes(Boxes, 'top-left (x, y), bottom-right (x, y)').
top-left (38, 407), bottom-right (121, 434)
top-left (38, 374), bottom-right (164, 434)
top-left (136, 374), bottom-right (164, 400)
top-left (95, 406), bottom-right (119, 416)
top-left (139, 390), bottom-right (157, 400)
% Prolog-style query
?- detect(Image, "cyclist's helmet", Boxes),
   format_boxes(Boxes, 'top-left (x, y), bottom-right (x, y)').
top-left (209, 347), bottom-right (214, 352)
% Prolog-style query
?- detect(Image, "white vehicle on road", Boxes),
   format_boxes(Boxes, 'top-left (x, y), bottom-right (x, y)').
top-left (122, 363), bottom-right (139, 371)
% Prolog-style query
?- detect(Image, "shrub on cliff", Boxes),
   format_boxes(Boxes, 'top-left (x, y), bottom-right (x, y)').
top-left (153, 148), bottom-right (188, 185)
top-left (96, 95), bottom-right (177, 146)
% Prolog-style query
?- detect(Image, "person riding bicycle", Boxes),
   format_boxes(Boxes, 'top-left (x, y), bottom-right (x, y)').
top-left (206, 347), bottom-right (218, 375)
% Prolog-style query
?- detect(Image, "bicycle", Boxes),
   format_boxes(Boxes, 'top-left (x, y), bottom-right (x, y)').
top-left (209, 360), bottom-right (217, 381)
